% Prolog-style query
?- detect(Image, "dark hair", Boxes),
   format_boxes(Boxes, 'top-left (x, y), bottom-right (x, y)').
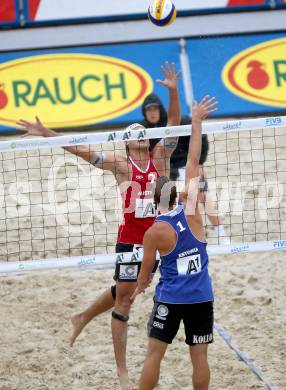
top-left (141, 94), bottom-right (168, 126)
top-left (125, 144), bottom-right (129, 156)
top-left (154, 176), bottom-right (177, 209)
top-left (141, 94), bottom-right (168, 152)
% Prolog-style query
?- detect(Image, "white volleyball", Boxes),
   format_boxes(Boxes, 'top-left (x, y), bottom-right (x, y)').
top-left (148, 0), bottom-right (177, 27)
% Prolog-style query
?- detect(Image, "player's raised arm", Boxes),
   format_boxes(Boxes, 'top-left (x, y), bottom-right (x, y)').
top-left (17, 117), bottom-right (122, 174)
top-left (157, 62), bottom-right (181, 127)
top-left (185, 96), bottom-right (218, 184)
top-left (130, 227), bottom-right (157, 302)
top-left (153, 62), bottom-right (181, 159)
top-left (183, 96), bottom-right (217, 217)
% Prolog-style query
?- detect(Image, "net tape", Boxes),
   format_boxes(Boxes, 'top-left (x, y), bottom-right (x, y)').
top-left (0, 239), bottom-right (285, 274)
top-left (1, 115), bottom-right (286, 152)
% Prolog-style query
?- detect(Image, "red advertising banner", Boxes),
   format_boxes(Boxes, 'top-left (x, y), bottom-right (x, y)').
top-left (228, 0), bottom-right (265, 5)
top-left (0, 0), bottom-right (18, 24)
top-left (27, 0), bottom-right (40, 20)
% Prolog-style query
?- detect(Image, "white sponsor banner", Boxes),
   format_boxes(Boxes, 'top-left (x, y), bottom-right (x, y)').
top-left (34, 0), bottom-right (230, 21)
top-left (2, 115), bottom-right (286, 152)
top-left (0, 240), bottom-right (286, 275)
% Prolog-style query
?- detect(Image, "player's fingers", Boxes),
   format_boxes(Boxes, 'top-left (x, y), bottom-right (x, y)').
top-left (165, 61), bottom-right (171, 74)
top-left (201, 95), bottom-right (210, 103)
top-left (16, 120), bottom-right (26, 126)
top-left (35, 116), bottom-right (42, 125)
top-left (130, 292), bottom-right (137, 303)
top-left (202, 101), bottom-right (218, 111)
top-left (171, 62), bottom-right (176, 74)
top-left (204, 100), bottom-right (218, 109)
top-left (17, 119), bottom-right (31, 126)
top-left (204, 96), bottom-right (216, 104)
top-left (160, 65), bottom-right (168, 78)
top-left (207, 107), bottom-right (218, 113)
top-left (204, 97), bottom-right (217, 103)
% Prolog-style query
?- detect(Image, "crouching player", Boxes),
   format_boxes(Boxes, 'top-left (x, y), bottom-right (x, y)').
top-left (131, 95), bottom-right (218, 390)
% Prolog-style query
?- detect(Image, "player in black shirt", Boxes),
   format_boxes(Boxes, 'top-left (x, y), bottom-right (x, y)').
top-left (141, 93), bottom-right (228, 243)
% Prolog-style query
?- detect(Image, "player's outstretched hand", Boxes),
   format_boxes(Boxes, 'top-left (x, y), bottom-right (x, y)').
top-left (157, 61), bottom-right (181, 90)
top-left (17, 116), bottom-right (47, 137)
top-left (192, 96), bottom-right (218, 122)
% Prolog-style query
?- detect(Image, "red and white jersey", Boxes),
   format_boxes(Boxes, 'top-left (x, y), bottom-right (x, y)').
top-left (117, 156), bottom-right (159, 245)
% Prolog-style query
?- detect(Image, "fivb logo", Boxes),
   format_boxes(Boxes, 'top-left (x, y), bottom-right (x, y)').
top-left (193, 334), bottom-right (213, 344)
top-left (265, 117), bottom-right (282, 127)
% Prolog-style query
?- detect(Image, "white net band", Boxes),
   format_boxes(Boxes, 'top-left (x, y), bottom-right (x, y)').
top-left (1, 116), bottom-right (286, 152)
top-left (1, 239), bottom-right (285, 275)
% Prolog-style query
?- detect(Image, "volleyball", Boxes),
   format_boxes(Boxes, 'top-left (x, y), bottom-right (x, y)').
top-left (148, 0), bottom-right (177, 27)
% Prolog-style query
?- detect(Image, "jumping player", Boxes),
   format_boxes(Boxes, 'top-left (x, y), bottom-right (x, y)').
top-left (18, 62), bottom-right (181, 390)
top-left (131, 95), bottom-right (217, 390)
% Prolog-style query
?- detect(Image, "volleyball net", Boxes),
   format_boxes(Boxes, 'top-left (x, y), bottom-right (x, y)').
top-left (1, 116), bottom-right (286, 273)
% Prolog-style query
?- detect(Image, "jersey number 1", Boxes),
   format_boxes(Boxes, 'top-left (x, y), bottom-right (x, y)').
top-left (176, 221), bottom-right (186, 232)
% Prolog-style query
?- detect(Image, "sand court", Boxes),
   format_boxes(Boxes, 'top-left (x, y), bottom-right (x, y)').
top-left (0, 249), bottom-right (285, 389)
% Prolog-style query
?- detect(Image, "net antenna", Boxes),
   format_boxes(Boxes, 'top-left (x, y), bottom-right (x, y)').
top-left (180, 38), bottom-right (194, 114)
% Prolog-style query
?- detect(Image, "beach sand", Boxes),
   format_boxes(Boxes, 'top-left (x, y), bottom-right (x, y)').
top-left (0, 249), bottom-right (285, 389)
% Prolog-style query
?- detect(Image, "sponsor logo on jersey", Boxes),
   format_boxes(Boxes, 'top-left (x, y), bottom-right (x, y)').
top-left (0, 53), bottom-right (153, 128)
top-left (136, 175), bottom-right (144, 180)
top-left (177, 253), bottom-right (202, 275)
top-left (178, 248), bottom-right (199, 257)
top-left (222, 37), bottom-right (286, 107)
top-left (138, 190), bottom-right (153, 196)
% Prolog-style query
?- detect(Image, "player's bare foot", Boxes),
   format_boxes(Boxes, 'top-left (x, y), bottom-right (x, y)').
top-left (69, 313), bottom-right (86, 347)
top-left (118, 372), bottom-right (137, 390)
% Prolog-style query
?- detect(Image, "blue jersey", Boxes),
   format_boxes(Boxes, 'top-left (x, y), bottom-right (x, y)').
top-left (155, 204), bottom-right (213, 304)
